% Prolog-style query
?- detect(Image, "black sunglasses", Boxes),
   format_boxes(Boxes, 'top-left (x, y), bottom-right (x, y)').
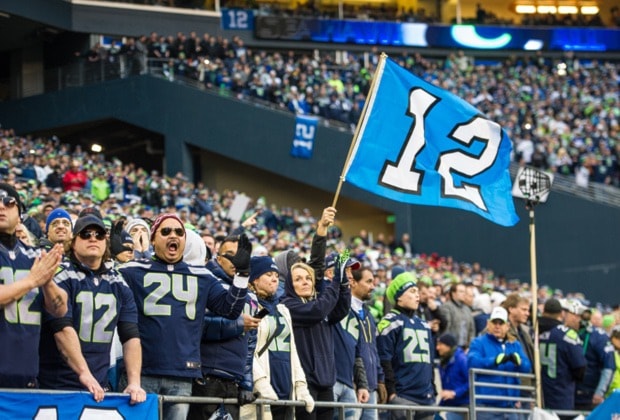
top-left (0, 197), bottom-right (17, 208)
top-left (159, 227), bottom-right (185, 237)
top-left (78, 230), bottom-right (107, 241)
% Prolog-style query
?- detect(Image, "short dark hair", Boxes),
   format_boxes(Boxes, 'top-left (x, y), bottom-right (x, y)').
top-left (351, 267), bottom-right (372, 282)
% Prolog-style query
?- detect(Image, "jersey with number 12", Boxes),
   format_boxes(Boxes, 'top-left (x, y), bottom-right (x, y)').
top-left (0, 242), bottom-right (43, 388)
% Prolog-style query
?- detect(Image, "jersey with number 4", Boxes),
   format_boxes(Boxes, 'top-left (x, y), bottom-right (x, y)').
top-left (0, 241), bottom-right (42, 388)
top-left (539, 324), bottom-right (586, 410)
top-left (377, 310), bottom-right (435, 404)
top-left (39, 260), bottom-right (138, 390)
top-left (119, 259), bottom-right (247, 378)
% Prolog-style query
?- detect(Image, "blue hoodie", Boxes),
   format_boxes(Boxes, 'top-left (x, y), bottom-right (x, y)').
top-left (281, 268), bottom-right (351, 388)
top-left (201, 259), bottom-right (258, 390)
top-left (439, 347), bottom-right (469, 407)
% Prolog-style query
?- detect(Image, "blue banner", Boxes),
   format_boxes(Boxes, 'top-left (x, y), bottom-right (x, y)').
top-left (344, 56), bottom-right (519, 227)
top-left (221, 8), bottom-right (254, 30)
top-left (255, 17), bottom-right (620, 52)
top-left (290, 115), bottom-right (319, 159)
top-left (0, 391), bottom-right (158, 419)
top-left (587, 389), bottom-right (620, 419)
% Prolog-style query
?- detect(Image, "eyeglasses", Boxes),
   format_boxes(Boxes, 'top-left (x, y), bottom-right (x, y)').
top-left (0, 197), bottom-right (17, 208)
top-left (78, 230), bottom-right (107, 241)
top-left (50, 219), bottom-right (72, 228)
top-left (159, 227), bottom-right (185, 237)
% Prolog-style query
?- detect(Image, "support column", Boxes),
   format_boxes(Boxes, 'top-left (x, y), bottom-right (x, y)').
top-left (163, 134), bottom-right (194, 181)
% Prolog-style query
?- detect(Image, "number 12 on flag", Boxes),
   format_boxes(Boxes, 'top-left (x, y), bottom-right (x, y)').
top-left (342, 54), bottom-right (519, 227)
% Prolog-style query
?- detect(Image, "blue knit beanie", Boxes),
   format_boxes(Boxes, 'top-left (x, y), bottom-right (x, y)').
top-left (249, 256), bottom-right (278, 282)
top-left (46, 208), bottom-right (72, 232)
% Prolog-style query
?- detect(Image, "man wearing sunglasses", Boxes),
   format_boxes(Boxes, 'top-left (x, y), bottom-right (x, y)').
top-left (188, 234), bottom-right (261, 420)
top-left (0, 182), bottom-right (66, 389)
top-left (119, 213), bottom-right (252, 420)
top-left (38, 214), bottom-right (146, 405)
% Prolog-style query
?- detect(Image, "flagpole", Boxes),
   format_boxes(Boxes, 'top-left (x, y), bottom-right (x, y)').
top-left (529, 203), bottom-right (542, 408)
top-left (332, 52), bottom-right (389, 208)
top-left (513, 167), bottom-right (553, 409)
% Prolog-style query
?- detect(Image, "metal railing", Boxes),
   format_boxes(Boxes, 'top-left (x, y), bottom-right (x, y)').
top-left (161, 394), bottom-right (470, 420)
top-left (0, 369), bottom-right (593, 420)
top-left (469, 368), bottom-right (590, 419)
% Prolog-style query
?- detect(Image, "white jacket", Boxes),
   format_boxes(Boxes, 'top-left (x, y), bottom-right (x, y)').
top-left (241, 303), bottom-right (314, 419)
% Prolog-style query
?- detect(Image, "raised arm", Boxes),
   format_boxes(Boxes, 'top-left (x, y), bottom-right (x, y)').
top-left (0, 244), bottom-right (64, 311)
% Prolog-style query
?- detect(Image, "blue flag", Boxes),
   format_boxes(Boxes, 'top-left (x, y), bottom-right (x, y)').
top-left (0, 391), bottom-right (159, 418)
top-left (344, 55), bottom-right (519, 227)
top-left (587, 390), bottom-right (620, 419)
top-left (291, 115), bottom-right (319, 159)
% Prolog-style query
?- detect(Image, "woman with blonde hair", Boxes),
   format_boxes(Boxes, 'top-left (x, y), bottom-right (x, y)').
top-left (241, 256), bottom-right (314, 419)
top-left (282, 257), bottom-right (351, 420)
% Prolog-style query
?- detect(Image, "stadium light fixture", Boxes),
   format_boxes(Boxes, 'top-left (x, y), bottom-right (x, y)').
top-left (515, 4), bottom-right (537, 13)
top-left (581, 5), bottom-right (599, 14)
top-left (513, 1), bottom-right (600, 15)
top-left (91, 144), bottom-right (103, 153)
top-left (558, 5), bottom-right (578, 13)
top-left (537, 5), bottom-right (557, 13)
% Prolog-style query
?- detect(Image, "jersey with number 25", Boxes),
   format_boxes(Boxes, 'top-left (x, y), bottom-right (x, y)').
top-left (377, 310), bottom-right (435, 404)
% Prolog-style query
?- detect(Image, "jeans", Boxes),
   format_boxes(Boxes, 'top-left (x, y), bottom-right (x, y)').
top-left (333, 381), bottom-right (361, 420)
top-left (296, 383), bottom-right (334, 420)
top-left (140, 374), bottom-right (192, 420)
top-left (388, 395), bottom-right (435, 420)
top-left (360, 390), bottom-right (378, 420)
top-left (187, 375), bottom-right (239, 420)
top-left (476, 412), bottom-right (519, 420)
top-left (444, 410), bottom-right (468, 420)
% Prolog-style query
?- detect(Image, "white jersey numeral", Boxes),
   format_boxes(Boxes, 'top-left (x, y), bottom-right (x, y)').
top-left (143, 273), bottom-right (198, 320)
top-left (75, 291), bottom-right (117, 343)
top-left (1, 267), bottom-right (41, 325)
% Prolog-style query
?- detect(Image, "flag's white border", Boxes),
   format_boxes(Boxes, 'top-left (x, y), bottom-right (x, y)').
top-left (342, 53), bottom-right (388, 179)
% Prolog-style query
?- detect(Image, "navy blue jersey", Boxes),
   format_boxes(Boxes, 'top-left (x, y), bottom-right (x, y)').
top-left (264, 309), bottom-right (294, 399)
top-left (377, 310), bottom-right (435, 404)
top-left (0, 242), bottom-right (43, 388)
top-left (539, 324), bottom-right (586, 410)
top-left (200, 282), bottom-right (258, 388)
top-left (119, 259), bottom-right (247, 378)
top-left (355, 306), bottom-right (383, 392)
top-left (201, 259), bottom-right (258, 390)
top-left (576, 325), bottom-right (616, 404)
top-left (334, 311), bottom-right (362, 388)
top-left (39, 260), bottom-right (138, 390)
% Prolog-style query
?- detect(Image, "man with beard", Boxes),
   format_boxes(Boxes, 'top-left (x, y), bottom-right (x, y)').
top-left (349, 267), bottom-right (388, 420)
top-left (40, 208), bottom-right (73, 254)
top-left (188, 234), bottom-right (260, 420)
top-left (38, 215), bottom-right (145, 405)
top-left (119, 213), bottom-right (250, 420)
top-left (0, 183), bottom-right (66, 389)
top-left (538, 298), bottom-right (585, 418)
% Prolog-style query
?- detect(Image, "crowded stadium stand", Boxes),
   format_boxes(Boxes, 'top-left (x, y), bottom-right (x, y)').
top-left (0, 0), bottom-right (619, 416)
